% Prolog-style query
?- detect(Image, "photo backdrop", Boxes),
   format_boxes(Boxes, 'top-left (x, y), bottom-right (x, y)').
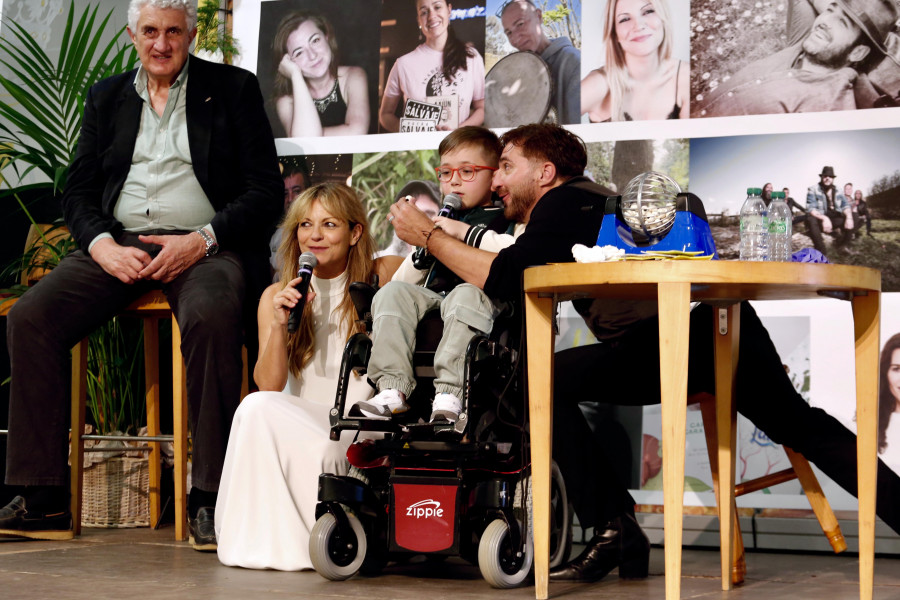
top-left (234, 0), bottom-right (900, 510)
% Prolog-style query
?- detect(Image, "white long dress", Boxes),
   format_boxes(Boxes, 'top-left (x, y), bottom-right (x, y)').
top-left (215, 272), bottom-right (374, 570)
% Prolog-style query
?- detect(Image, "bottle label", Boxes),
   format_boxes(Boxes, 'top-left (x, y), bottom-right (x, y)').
top-left (740, 216), bottom-right (766, 232)
top-left (769, 221), bottom-right (787, 234)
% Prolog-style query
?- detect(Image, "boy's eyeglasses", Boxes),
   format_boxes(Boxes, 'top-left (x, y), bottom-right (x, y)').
top-left (435, 165), bottom-right (498, 182)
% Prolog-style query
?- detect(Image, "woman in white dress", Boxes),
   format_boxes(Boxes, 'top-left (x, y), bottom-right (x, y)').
top-left (215, 182), bottom-right (399, 570)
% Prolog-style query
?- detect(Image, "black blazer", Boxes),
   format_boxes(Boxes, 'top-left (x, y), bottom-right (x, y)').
top-left (484, 176), bottom-right (610, 303)
top-left (62, 55), bottom-right (283, 257)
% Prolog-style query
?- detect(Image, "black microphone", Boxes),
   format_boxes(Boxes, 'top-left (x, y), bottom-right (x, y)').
top-left (287, 251), bottom-right (318, 333)
top-left (412, 193), bottom-right (462, 269)
top-left (437, 192), bottom-right (462, 218)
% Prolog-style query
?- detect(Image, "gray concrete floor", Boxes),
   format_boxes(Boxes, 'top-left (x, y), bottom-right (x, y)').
top-left (1, 527), bottom-right (899, 599)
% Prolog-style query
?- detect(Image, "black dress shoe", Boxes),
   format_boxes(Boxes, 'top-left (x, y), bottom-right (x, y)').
top-left (0, 495), bottom-right (73, 541)
top-left (549, 513), bottom-right (649, 582)
top-left (189, 506), bottom-right (217, 552)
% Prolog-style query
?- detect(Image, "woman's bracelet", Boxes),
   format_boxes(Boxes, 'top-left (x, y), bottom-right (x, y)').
top-left (424, 224), bottom-right (442, 252)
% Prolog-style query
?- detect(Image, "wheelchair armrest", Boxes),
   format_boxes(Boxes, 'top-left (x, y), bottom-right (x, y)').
top-left (349, 281), bottom-right (378, 326)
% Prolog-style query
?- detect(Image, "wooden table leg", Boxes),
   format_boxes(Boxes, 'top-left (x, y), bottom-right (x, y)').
top-left (851, 291), bottom-right (879, 600)
top-left (713, 305), bottom-right (740, 591)
top-left (525, 291), bottom-right (556, 600)
top-left (657, 282), bottom-right (691, 600)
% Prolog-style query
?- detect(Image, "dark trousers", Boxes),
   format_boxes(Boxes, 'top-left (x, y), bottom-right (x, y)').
top-left (807, 212), bottom-right (853, 255)
top-left (855, 215), bottom-right (872, 236)
top-left (5, 232), bottom-right (245, 492)
top-left (553, 302), bottom-right (900, 534)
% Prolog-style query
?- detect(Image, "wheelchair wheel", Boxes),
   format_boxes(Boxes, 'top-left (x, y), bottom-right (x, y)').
top-left (309, 512), bottom-right (367, 580)
top-left (345, 467), bottom-right (387, 576)
top-left (549, 461), bottom-right (574, 568)
top-left (514, 462), bottom-right (573, 569)
top-left (478, 519), bottom-right (533, 588)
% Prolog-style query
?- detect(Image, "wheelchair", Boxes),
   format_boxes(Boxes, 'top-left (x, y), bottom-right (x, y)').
top-left (309, 280), bottom-right (573, 588)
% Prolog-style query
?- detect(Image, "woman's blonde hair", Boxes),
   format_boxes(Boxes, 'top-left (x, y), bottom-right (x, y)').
top-left (277, 182), bottom-right (375, 375)
top-left (603, 0), bottom-right (673, 121)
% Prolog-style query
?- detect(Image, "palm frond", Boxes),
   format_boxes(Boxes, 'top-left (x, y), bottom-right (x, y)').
top-left (0, 2), bottom-right (144, 432)
top-left (0, 1), bottom-right (138, 194)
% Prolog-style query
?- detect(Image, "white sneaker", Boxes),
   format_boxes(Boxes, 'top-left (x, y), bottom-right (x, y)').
top-left (429, 392), bottom-right (462, 423)
top-left (355, 389), bottom-right (409, 420)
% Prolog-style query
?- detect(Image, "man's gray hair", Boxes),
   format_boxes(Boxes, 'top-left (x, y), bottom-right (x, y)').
top-left (128, 0), bottom-right (198, 32)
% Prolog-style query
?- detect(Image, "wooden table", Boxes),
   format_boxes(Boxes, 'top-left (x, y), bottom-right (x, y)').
top-left (523, 261), bottom-right (881, 600)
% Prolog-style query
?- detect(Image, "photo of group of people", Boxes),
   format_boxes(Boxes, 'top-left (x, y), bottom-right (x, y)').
top-left (241, 0), bottom-right (900, 137)
top-left (690, 128), bottom-right (900, 290)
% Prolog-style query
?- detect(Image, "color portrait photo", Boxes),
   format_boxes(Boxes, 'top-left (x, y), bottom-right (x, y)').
top-left (878, 294), bottom-right (900, 478)
top-left (689, 127), bottom-right (900, 290)
top-left (257, 0), bottom-right (383, 138)
top-left (484, 0), bottom-right (582, 126)
top-left (379, 0), bottom-right (487, 133)
top-left (580, 0), bottom-right (690, 123)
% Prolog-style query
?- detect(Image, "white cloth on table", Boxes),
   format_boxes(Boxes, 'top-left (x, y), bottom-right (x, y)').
top-left (215, 271), bottom-right (374, 570)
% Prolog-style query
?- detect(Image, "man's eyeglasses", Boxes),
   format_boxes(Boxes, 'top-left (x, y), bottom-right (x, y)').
top-left (435, 165), bottom-right (498, 182)
top-left (495, 0), bottom-right (536, 18)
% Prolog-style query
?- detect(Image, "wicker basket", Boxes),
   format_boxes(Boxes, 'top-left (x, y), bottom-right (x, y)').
top-left (81, 456), bottom-right (150, 528)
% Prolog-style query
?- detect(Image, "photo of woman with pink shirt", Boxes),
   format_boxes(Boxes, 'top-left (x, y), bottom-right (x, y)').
top-left (379, 0), bottom-right (486, 132)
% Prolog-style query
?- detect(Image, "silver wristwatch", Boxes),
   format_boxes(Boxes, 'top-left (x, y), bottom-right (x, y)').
top-left (197, 228), bottom-right (219, 256)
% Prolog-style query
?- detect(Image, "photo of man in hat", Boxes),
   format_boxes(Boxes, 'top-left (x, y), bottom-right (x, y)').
top-left (806, 165), bottom-right (855, 256)
top-left (694, 0), bottom-right (900, 117)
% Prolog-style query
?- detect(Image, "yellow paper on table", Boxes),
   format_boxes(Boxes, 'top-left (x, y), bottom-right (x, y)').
top-left (633, 250), bottom-right (715, 261)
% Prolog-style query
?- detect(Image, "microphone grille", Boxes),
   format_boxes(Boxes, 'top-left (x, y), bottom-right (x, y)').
top-left (298, 251), bottom-right (318, 269)
top-left (443, 193), bottom-right (463, 210)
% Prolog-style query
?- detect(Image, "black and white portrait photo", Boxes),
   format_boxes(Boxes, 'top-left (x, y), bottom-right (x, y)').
top-left (692, 0), bottom-right (900, 117)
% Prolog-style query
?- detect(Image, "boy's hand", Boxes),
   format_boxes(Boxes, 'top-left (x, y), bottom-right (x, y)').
top-left (433, 216), bottom-right (469, 241)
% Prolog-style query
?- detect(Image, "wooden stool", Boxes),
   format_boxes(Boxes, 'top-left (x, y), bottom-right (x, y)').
top-left (694, 392), bottom-right (847, 585)
top-left (70, 291), bottom-right (189, 540)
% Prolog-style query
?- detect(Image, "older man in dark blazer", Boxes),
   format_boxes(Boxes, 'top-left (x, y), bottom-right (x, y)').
top-left (0, 0), bottom-right (282, 550)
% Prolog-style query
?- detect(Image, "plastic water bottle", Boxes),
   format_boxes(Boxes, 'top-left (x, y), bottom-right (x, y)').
top-left (739, 188), bottom-right (768, 261)
top-left (767, 191), bottom-right (792, 261)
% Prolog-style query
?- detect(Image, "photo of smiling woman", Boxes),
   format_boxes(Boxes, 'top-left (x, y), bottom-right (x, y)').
top-left (581, 0), bottom-right (689, 122)
top-left (379, 0), bottom-right (486, 132)
top-left (879, 333), bottom-right (900, 476)
top-left (272, 11), bottom-right (369, 137)
top-left (255, 0), bottom-right (381, 138)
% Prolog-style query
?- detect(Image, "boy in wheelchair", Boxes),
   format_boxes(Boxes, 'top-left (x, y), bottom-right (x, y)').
top-left (311, 126), bottom-right (584, 585)
top-left (353, 127), bottom-right (517, 423)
